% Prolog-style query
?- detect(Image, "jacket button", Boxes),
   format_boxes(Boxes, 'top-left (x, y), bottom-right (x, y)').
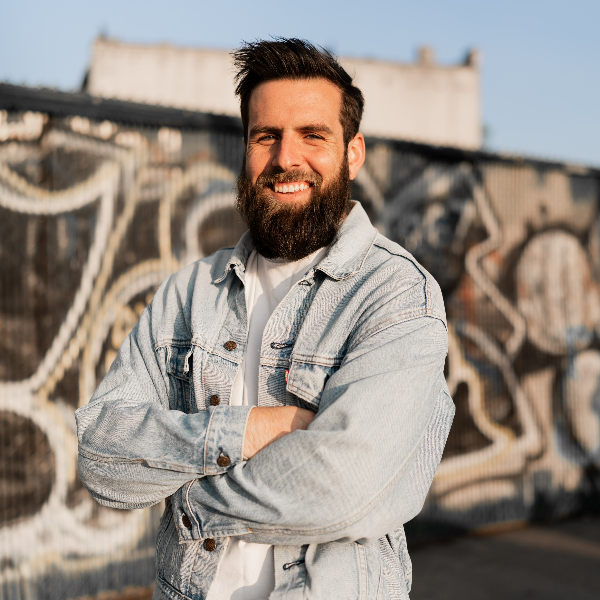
top-left (181, 514), bottom-right (192, 529)
top-left (209, 394), bottom-right (220, 406)
top-left (204, 538), bottom-right (217, 552)
top-left (224, 341), bottom-right (237, 351)
top-left (217, 455), bottom-right (231, 467)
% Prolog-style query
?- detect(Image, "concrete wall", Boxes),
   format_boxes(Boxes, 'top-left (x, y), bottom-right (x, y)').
top-left (87, 38), bottom-right (482, 149)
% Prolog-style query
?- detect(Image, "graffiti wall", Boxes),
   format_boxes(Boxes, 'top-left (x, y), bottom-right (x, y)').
top-left (0, 102), bottom-right (599, 597)
top-left (373, 147), bottom-right (600, 540)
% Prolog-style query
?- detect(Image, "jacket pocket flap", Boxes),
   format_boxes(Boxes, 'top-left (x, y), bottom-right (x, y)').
top-left (286, 359), bottom-right (339, 407)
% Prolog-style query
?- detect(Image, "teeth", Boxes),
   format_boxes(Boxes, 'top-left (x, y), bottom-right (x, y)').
top-left (274, 182), bottom-right (310, 193)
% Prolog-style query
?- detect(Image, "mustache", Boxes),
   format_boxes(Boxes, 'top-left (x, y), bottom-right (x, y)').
top-left (255, 169), bottom-right (322, 188)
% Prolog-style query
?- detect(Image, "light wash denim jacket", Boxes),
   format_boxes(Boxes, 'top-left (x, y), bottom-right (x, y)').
top-left (76, 202), bottom-right (454, 600)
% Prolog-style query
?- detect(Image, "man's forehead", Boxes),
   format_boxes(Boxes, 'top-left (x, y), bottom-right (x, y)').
top-left (247, 78), bottom-right (343, 128)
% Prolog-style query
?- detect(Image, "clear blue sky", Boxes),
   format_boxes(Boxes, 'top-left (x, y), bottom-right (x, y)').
top-left (2, 0), bottom-right (599, 165)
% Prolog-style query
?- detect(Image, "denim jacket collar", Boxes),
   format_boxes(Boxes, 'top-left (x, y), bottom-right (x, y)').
top-left (213, 230), bottom-right (254, 284)
top-left (214, 201), bottom-right (377, 284)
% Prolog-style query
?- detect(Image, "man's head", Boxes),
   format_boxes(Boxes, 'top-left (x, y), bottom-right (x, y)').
top-left (232, 38), bottom-right (366, 261)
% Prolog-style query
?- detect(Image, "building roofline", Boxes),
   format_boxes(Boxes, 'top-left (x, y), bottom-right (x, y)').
top-left (1, 83), bottom-right (597, 174)
top-left (91, 37), bottom-right (479, 72)
top-left (365, 136), bottom-right (600, 174)
top-left (0, 82), bottom-right (243, 134)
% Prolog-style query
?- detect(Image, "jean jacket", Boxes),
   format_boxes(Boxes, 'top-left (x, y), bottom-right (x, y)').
top-left (76, 202), bottom-right (455, 600)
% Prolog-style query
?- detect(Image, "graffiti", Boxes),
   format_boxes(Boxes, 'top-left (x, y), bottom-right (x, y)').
top-left (0, 115), bottom-right (242, 597)
top-left (383, 151), bottom-right (600, 534)
top-left (0, 111), bottom-right (599, 596)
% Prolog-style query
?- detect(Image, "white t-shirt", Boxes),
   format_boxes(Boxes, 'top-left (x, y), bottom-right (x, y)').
top-left (206, 246), bottom-right (329, 600)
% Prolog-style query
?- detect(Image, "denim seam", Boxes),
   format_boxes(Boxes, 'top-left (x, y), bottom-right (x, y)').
top-left (79, 447), bottom-right (210, 475)
top-left (183, 527), bottom-right (261, 539)
top-left (78, 447), bottom-right (143, 464)
top-left (185, 480), bottom-right (200, 533)
top-left (155, 339), bottom-right (193, 350)
top-left (155, 337), bottom-right (245, 366)
top-left (285, 381), bottom-right (317, 404)
top-left (211, 301), bottom-right (230, 366)
top-left (259, 357), bottom-right (291, 368)
top-left (159, 336), bottom-right (310, 366)
top-left (194, 338), bottom-right (243, 365)
top-left (351, 310), bottom-right (447, 349)
top-left (356, 542), bottom-right (368, 600)
top-left (373, 238), bottom-right (444, 299)
top-left (156, 576), bottom-right (194, 600)
top-left (375, 562), bottom-right (383, 600)
top-left (240, 406), bottom-right (254, 464)
top-left (157, 521), bottom-right (176, 574)
top-left (289, 355), bottom-right (342, 367)
top-left (317, 229), bottom-right (377, 281)
top-left (167, 371), bottom-right (191, 382)
top-left (201, 347), bottom-right (208, 408)
top-left (202, 407), bottom-right (217, 476)
top-left (156, 504), bottom-right (173, 545)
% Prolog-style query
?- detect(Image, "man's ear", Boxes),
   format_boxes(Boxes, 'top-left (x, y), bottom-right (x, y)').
top-left (347, 133), bottom-right (366, 181)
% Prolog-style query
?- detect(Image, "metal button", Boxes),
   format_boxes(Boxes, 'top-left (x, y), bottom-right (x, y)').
top-left (181, 514), bottom-right (192, 529)
top-left (209, 394), bottom-right (220, 406)
top-left (204, 538), bottom-right (217, 552)
top-left (217, 455), bottom-right (231, 467)
top-left (224, 341), bottom-right (237, 351)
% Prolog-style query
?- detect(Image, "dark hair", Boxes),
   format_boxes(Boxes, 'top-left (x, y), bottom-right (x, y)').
top-left (232, 38), bottom-right (364, 145)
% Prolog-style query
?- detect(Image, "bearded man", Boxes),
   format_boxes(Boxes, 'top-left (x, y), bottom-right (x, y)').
top-left (76, 38), bottom-right (455, 600)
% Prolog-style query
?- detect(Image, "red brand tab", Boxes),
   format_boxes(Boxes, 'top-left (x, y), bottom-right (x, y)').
top-left (284, 369), bottom-right (289, 383)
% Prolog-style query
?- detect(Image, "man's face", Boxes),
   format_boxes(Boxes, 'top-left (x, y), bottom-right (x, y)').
top-left (245, 78), bottom-right (350, 200)
top-left (237, 78), bottom-right (365, 260)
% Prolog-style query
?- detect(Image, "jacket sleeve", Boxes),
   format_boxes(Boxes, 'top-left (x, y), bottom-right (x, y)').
top-left (75, 286), bottom-right (253, 510)
top-left (176, 315), bottom-right (454, 545)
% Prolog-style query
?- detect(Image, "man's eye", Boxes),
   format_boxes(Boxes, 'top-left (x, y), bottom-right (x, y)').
top-left (306, 134), bottom-right (324, 140)
top-left (258, 135), bottom-right (276, 142)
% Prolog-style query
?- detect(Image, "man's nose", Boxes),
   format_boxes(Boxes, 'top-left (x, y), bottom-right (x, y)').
top-left (271, 135), bottom-right (302, 171)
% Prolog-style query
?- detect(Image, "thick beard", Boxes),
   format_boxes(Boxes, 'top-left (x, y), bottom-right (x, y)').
top-left (236, 155), bottom-right (351, 261)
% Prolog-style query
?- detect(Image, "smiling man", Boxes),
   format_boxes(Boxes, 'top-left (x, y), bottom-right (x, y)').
top-left (76, 38), bottom-right (455, 600)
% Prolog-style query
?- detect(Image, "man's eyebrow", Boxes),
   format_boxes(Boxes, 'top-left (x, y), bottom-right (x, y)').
top-left (296, 124), bottom-right (334, 135)
top-left (248, 124), bottom-right (334, 137)
top-left (248, 125), bottom-right (280, 137)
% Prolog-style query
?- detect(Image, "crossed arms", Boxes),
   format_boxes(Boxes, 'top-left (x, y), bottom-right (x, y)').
top-left (76, 295), bottom-right (452, 546)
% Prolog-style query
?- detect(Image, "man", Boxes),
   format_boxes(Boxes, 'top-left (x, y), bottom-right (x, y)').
top-left (76, 38), bottom-right (454, 600)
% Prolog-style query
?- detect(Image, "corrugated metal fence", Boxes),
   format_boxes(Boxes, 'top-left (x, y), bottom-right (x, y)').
top-left (1, 84), bottom-right (599, 599)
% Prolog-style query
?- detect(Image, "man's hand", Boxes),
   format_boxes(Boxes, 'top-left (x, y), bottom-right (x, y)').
top-left (243, 406), bottom-right (315, 459)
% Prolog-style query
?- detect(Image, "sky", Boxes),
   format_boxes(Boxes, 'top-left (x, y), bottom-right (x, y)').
top-left (2, 0), bottom-right (599, 166)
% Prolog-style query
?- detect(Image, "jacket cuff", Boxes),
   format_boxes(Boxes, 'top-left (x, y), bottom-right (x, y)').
top-left (203, 405), bottom-right (253, 475)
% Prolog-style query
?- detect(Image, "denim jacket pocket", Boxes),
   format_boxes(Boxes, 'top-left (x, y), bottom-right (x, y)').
top-left (166, 345), bottom-right (194, 413)
top-left (286, 356), bottom-right (341, 409)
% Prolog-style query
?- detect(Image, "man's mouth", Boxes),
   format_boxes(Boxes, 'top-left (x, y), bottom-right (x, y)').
top-left (271, 181), bottom-right (313, 194)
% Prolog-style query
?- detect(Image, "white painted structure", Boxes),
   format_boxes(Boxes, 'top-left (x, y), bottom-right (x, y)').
top-left (86, 38), bottom-right (482, 149)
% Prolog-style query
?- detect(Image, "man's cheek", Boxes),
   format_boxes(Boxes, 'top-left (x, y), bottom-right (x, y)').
top-left (245, 153), bottom-right (266, 183)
